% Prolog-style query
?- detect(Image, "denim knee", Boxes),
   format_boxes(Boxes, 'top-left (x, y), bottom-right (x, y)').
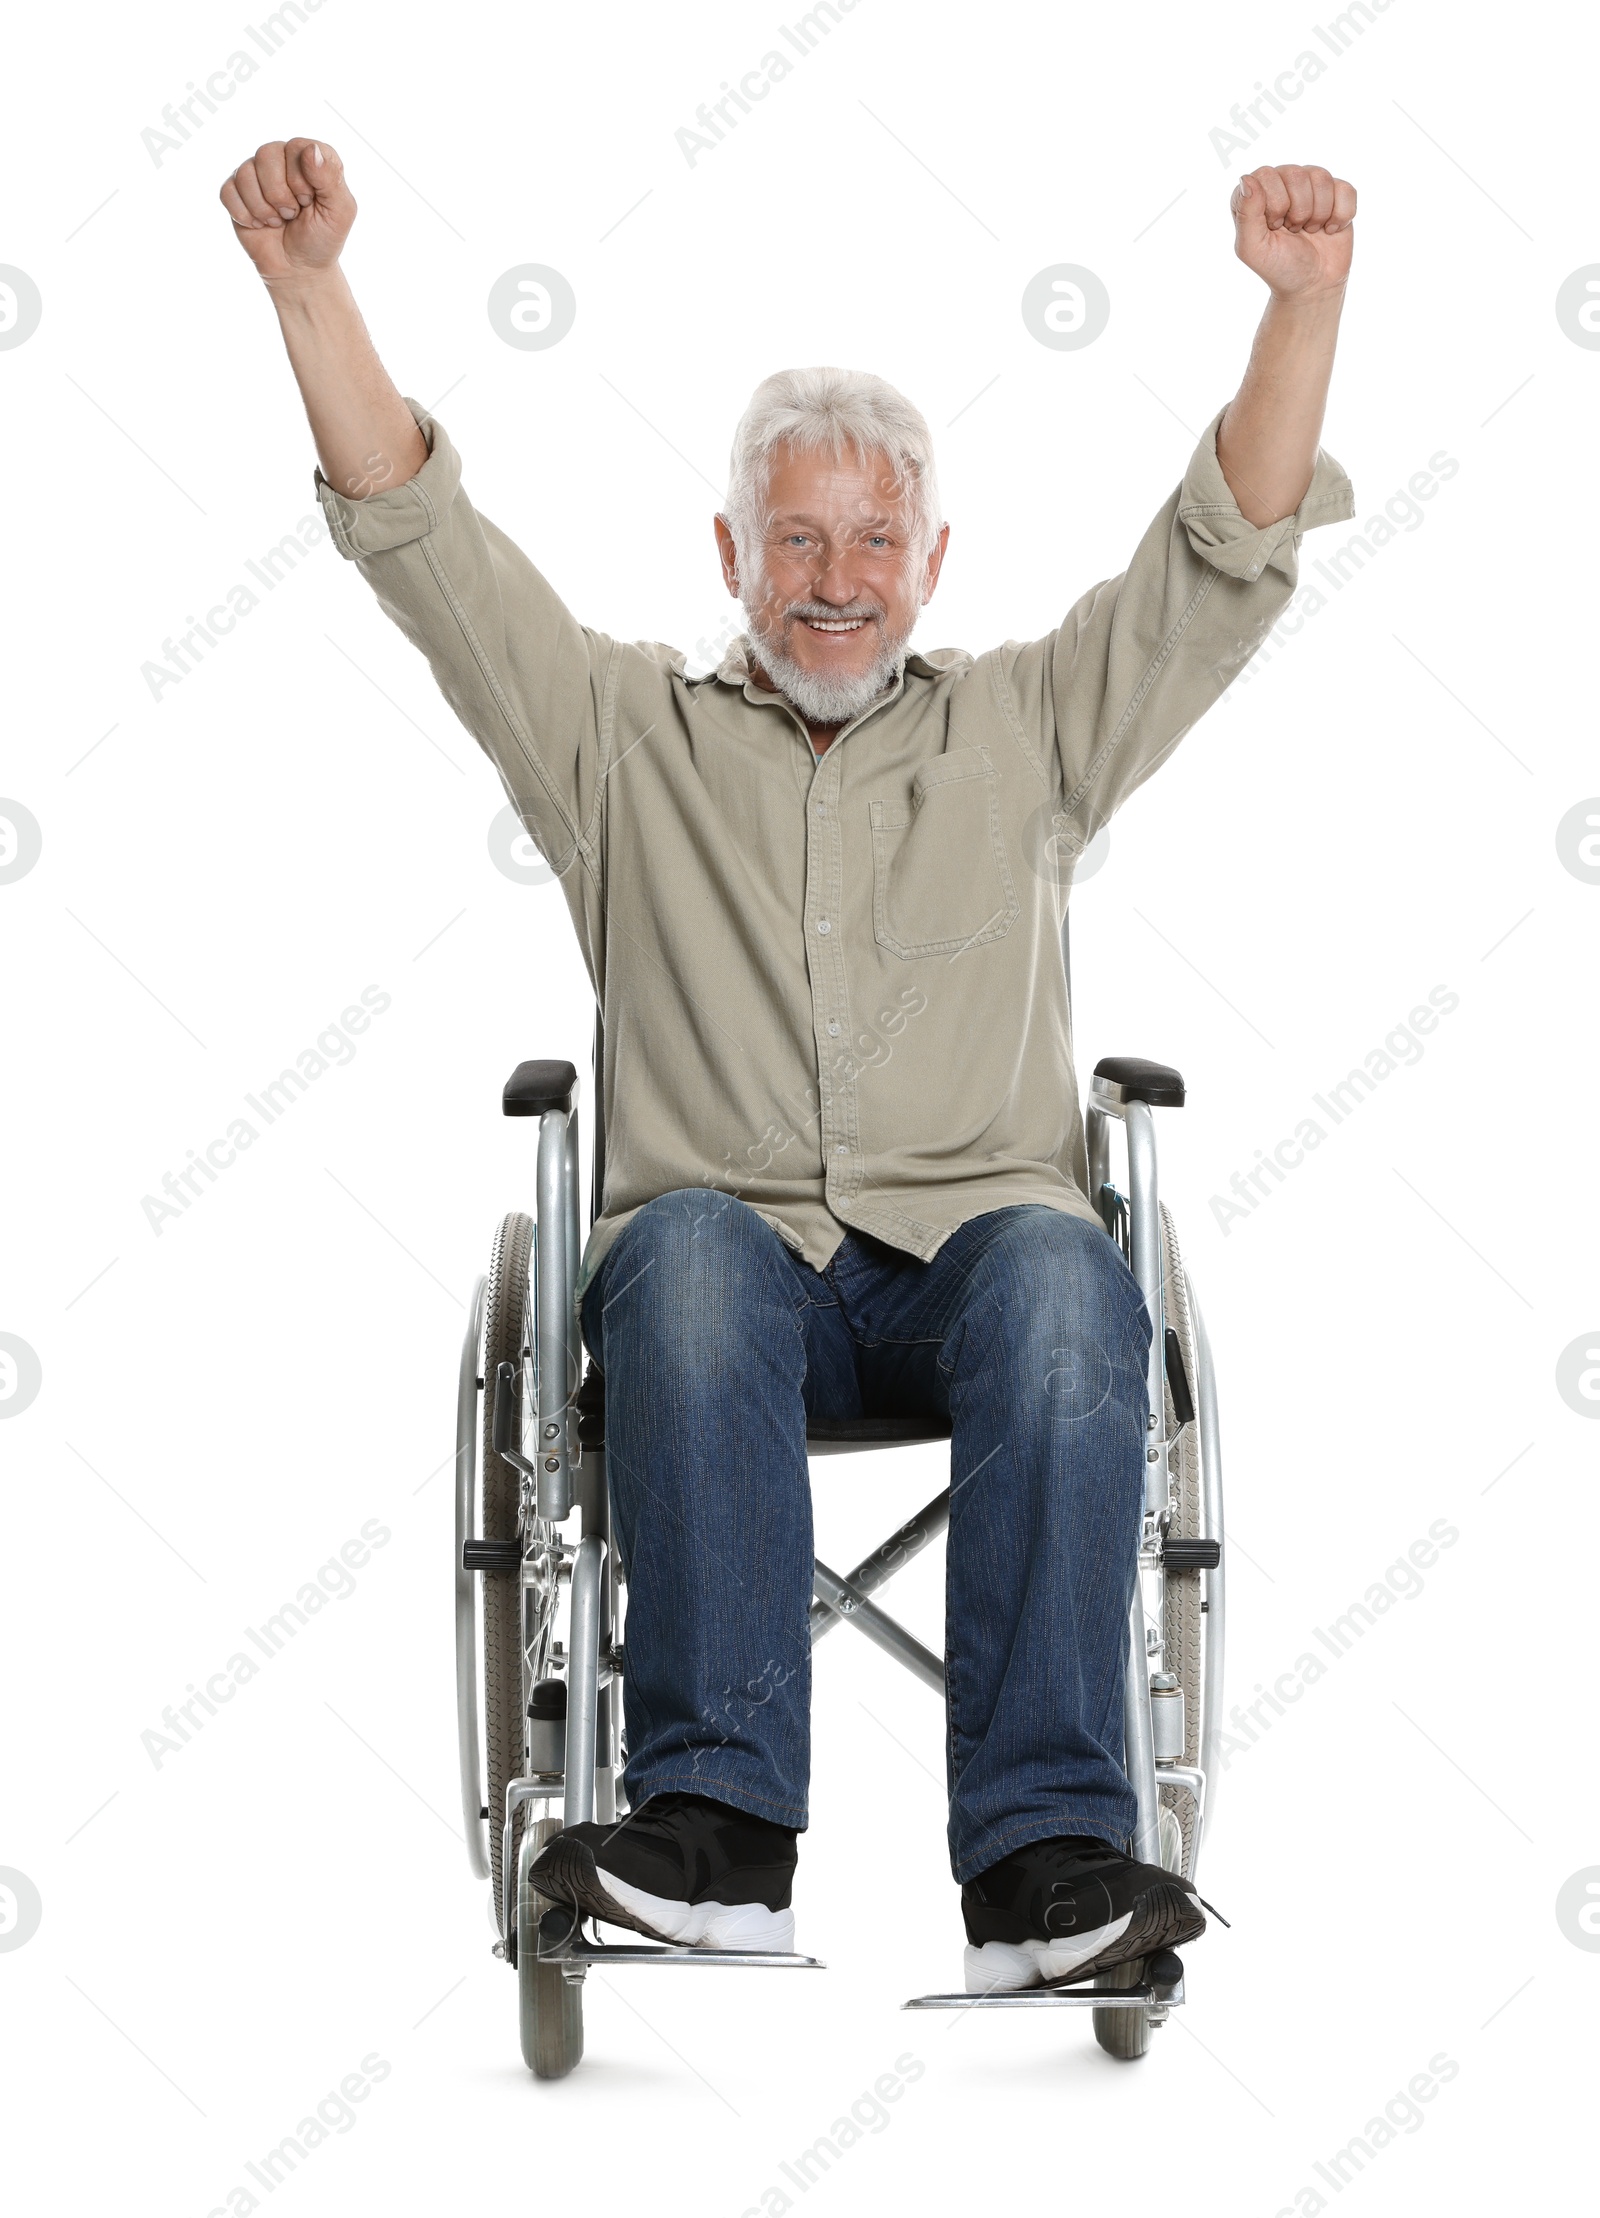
top-left (583, 1188), bottom-right (792, 1371)
top-left (951, 1208), bottom-right (1150, 1412)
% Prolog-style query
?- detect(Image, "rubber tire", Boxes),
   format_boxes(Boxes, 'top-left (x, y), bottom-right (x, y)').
top-left (518, 1816), bottom-right (584, 2079)
top-left (1092, 1957), bottom-right (1151, 2061)
top-left (1159, 1205), bottom-right (1206, 1878)
top-left (482, 1211), bottom-right (535, 1938)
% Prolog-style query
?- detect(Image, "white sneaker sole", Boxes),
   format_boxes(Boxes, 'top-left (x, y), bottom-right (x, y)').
top-left (964, 1914), bottom-right (1134, 1994)
top-left (597, 1866), bottom-right (796, 1952)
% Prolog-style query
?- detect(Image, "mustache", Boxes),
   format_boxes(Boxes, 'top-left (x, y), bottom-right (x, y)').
top-left (780, 601), bottom-right (885, 624)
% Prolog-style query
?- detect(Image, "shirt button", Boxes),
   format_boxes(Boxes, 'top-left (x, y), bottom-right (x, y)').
top-left (816, 801), bottom-right (825, 814)
top-left (835, 1143), bottom-right (848, 1155)
top-left (827, 1021), bottom-right (840, 1037)
top-left (817, 917), bottom-right (831, 935)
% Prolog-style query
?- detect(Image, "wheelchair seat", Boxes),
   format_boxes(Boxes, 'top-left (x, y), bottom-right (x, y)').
top-left (574, 1364), bottom-right (952, 1457)
top-left (805, 1414), bottom-right (953, 1454)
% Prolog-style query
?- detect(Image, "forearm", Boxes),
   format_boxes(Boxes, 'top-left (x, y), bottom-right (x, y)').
top-left (1216, 286), bottom-right (1345, 527)
top-left (265, 264), bottom-right (426, 502)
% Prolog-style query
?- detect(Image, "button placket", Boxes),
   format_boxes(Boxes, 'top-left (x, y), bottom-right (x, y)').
top-left (804, 748), bottom-right (855, 1188)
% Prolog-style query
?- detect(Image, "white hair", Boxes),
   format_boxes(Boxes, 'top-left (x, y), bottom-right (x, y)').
top-left (722, 366), bottom-right (943, 565)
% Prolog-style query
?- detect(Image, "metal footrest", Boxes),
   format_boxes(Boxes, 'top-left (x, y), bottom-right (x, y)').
top-left (536, 1912), bottom-right (822, 1970)
top-left (539, 1931), bottom-right (824, 1972)
top-left (904, 1974), bottom-right (1184, 2011)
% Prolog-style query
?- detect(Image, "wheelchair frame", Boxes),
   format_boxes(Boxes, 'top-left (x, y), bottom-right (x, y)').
top-left (453, 922), bottom-right (1226, 2073)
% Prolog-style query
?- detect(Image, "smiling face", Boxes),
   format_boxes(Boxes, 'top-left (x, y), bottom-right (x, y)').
top-left (715, 440), bottom-right (948, 732)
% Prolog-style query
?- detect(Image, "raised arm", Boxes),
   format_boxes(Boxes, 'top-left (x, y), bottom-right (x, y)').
top-left (1216, 163), bottom-right (1355, 527)
top-left (993, 161), bottom-right (1360, 839)
top-left (219, 135), bottom-right (628, 920)
top-left (220, 137), bottom-right (425, 501)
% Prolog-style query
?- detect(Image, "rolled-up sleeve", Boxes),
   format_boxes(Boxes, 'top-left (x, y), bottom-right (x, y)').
top-left (315, 398), bottom-right (613, 879)
top-left (991, 406), bottom-right (1354, 840)
top-left (1175, 405), bottom-right (1353, 583)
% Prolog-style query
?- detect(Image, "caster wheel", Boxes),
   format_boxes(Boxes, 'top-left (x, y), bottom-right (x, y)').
top-left (1092, 1957), bottom-right (1151, 2060)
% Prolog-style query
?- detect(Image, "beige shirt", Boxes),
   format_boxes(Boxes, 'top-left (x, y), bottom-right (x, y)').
top-left (316, 402), bottom-right (1353, 1297)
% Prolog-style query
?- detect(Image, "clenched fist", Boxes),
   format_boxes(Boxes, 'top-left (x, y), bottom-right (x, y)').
top-left (219, 138), bottom-right (356, 282)
top-left (1230, 164), bottom-right (1355, 299)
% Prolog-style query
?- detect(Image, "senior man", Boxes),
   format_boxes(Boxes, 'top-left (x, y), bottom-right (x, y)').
top-left (225, 140), bottom-right (1354, 1991)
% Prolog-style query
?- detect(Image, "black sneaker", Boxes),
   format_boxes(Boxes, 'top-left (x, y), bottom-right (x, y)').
top-left (962, 1835), bottom-right (1205, 1992)
top-left (529, 1792), bottom-right (799, 1951)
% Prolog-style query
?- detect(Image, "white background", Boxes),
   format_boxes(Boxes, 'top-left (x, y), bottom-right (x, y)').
top-left (2, 1), bottom-right (1594, 2211)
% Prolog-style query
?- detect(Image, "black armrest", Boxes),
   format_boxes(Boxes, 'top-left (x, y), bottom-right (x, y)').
top-left (1092, 1056), bottom-right (1185, 1108)
top-left (503, 1059), bottom-right (578, 1116)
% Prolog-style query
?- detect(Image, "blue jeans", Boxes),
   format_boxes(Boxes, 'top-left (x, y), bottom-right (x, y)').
top-left (578, 1189), bottom-right (1152, 1883)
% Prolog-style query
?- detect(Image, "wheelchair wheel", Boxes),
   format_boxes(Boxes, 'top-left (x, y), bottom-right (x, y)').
top-left (518, 1816), bottom-right (584, 2078)
top-left (481, 1210), bottom-right (536, 1937)
top-left (1158, 1202), bottom-right (1205, 1878)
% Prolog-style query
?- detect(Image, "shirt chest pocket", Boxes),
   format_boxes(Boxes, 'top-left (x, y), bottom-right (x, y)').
top-left (868, 744), bottom-right (1021, 960)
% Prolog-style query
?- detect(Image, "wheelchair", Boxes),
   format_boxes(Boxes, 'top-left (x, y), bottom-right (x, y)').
top-left (452, 920), bottom-right (1227, 2077)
